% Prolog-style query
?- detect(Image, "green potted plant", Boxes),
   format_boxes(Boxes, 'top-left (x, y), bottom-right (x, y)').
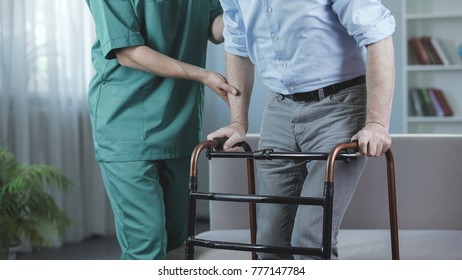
top-left (0, 145), bottom-right (72, 259)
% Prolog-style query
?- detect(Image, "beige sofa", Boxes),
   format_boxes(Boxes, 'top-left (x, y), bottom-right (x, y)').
top-left (169, 134), bottom-right (462, 260)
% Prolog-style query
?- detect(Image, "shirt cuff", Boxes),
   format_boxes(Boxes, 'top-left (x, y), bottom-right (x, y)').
top-left (223, 29), bottom-right (249, 57)
top-left (355, 16), bottom-right (396, 47)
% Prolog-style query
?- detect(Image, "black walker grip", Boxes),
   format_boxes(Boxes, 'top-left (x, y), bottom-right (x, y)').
top-left (213, 137), bottom-right (229, 150)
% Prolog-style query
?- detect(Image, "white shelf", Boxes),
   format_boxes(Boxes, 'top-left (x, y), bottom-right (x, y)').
top-left (406, 12), bottom-right (462, 20)
top-left (408, 116), bottom-right (462, 123)
top-left (406, 65), bottom-right (462, 72)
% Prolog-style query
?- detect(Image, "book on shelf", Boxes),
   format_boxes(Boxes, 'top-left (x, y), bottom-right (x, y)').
top-left (408, 36), bottom-right (450, 65)
top-left (409, 88), bottom-right (424, 116)
top-left (420, 88), bottom-right (436, 116)
top-left (429, 88), bottom-right (454, 116)
top-left (409, 37), bottom-right (430, 65)
top-left (429, 37), bottom-right (450, 65)
top-left (428, 88), bottom-right (445, 116)
top-left (421, 37), bottom-right (442, 65)
top-left (409, 87), bottom-right (454, 117)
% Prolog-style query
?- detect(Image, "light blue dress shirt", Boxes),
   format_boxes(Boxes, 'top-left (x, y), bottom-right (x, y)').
top-left (220, 0), bottom-right (395, 94)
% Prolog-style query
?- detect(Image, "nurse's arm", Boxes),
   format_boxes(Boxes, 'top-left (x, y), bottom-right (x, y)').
top-left (115, 45), bottom-right (238, 104)
top-left (209, 15), bottom-right (224, 44)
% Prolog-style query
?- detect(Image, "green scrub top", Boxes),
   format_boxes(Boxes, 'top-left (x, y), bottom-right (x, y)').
top-left (86, 0), bottom-right (222, 162)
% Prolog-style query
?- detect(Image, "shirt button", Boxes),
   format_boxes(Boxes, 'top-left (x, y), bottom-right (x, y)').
top-left (274, 35), bottom-right (279, 41)
top-left (290, 86), bottom-right (295, 91)
top-left (267, 7), bottom-right (273, 13)
top-left (282, 62), bottom-right (288, 67)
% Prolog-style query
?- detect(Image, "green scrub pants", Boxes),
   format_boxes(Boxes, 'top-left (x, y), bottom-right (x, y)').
top-left (99, 158), bottom-right (190, 260)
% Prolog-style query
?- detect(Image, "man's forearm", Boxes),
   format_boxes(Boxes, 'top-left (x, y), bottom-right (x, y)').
top-left (365, 36), bottom-right (395, 129)
top-left (226, 52), bottom-right (254, 132)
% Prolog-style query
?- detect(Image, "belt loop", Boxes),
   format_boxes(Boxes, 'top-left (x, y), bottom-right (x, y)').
top-left (318, 88), bottom-right (325, 100)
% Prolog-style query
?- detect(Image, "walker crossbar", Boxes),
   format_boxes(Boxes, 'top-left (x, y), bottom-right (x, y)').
top-left (187, 238), bottom-right (324, 257)
top-left (207, 150), bottom-right (357, 161)
top-left (189, 192), bottom-right (325, 206)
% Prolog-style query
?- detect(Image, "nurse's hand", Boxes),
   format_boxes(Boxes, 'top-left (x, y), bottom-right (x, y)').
top-left (203, 71), bottom-right (239, 107)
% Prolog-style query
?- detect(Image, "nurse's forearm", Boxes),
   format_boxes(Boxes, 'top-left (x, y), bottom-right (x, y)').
top-left (115, 45), bottom-right (208, 84)
top-left (209, 15), bottom-right (224, 44)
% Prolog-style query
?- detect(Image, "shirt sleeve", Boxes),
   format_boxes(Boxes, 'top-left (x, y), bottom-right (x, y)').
top-left (332, 0), bottom-right (395, 47)
top-left (86, 0), bottom-right (145, 59)
top-left (219, 0), bottom-right (249, 57)
top-left (209, 0), bottom-right (223, 23)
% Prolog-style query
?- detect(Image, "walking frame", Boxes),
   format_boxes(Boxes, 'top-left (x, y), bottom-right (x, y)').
top-left (185, 138), bottom-right (399, 260)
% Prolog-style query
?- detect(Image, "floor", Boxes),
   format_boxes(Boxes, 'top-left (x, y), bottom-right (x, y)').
top-left (15, 219), bottom-right (210, 260)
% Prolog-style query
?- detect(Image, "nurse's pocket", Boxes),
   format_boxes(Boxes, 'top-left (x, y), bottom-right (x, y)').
top-left (95, 84), bottom-right (148, 142)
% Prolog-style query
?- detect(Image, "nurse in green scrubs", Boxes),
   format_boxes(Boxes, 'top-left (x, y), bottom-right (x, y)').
top-left (85, 0), bottom-right (237, 260)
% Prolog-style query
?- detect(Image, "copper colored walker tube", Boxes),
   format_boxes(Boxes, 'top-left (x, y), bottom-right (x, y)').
top-left (188, 139), bottom-right (257, 260)
top-left (326, 142), bottom-right (400, 260)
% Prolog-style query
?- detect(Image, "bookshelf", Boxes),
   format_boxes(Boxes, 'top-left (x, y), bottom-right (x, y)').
top-left (402, 0), bottom-right (462, 133)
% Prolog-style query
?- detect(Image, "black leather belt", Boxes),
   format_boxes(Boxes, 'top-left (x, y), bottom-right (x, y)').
top-left (284, 75), bottom-right (366, 102)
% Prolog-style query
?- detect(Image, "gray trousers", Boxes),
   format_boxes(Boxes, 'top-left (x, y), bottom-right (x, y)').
top-left (256, 84), bottom-right (367, 260)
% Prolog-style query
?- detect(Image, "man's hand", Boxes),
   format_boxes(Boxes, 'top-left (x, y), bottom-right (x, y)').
top-left (351, 122), bottom-right (391, 157)
top-left (207, 121), bottom-right (247, 151)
